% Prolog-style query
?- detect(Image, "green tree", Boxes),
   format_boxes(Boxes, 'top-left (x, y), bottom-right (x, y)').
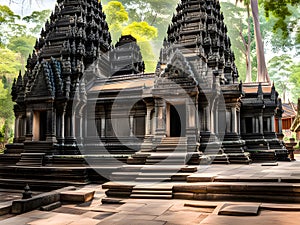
top-left (22, 9), bottom-right (51, 36)
top-left (103, 1), bottom-right (128, 43)
top-left (122, 21), bottom-right (158, 72)
top-left (221, 2), bottom-right (257, 82)
top-left (0, 47), bottom-right (22, 83)
top-left (235, 0), bottom-right (270, 83)
top-left (7, 35), bottom-right (35, 68)
top-left (268, 55), bottom-right (293, 102)
top-left (289, 63), bottom-right (300, 102)
top-left (0, 79), bottom-right (14, 149)
top-left (0, 5), bottom-right (20, 45)
top-left (263, 0), bottom-right (300, 41)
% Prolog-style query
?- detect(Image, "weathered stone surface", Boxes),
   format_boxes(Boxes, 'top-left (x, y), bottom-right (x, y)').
top-left (60, 190), bottom-right (95, 203)
top-left (11, 186), bottom-right (75, 214)
top-left (218, 203), bottom-right (260, 216)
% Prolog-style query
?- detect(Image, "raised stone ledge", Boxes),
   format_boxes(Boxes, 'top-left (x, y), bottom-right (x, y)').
top-left (11, 186), bottom-right (76, 214)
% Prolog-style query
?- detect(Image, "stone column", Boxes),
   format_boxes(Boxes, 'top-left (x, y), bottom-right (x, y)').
top-left (46, 109), bottom-right (57, 142)
top-left (25, 110), bottom-right (33, 141)
top-left (205, 106), bottom-right (211, 132)
top-left (130, 115), bottom-right (134, 137)
top-left (278, 118), bottom-right (283, 133)
top-left (155, 99), bottom-right (166, 136)
top-left (255, 117), bottom-right (259, 133)
top-left (215, 109), bottom-right (219, 135)
top-left (101, 117), bottom-right (106, 138)
top-left (231, 107), bottom-right (237, 133)
top-left (259, 115), bottom-right (263, 134)
top-left (145, 105), bottom-right (153, 136)
top-left (271, 115), bottom-right (275, 132)
top-left (210, 106), bottom-right (215, 133)
top-left (226, 109), bottom-right (231, 133)
top-left (237, 111), bottom-right (241, 134)
top-left (252, 118), bottom-right (256, 133)
top-left (14, 115), bottom-right (19, 141)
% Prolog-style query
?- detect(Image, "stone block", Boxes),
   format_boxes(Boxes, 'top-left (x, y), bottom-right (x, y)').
top-left (11, 186), bottom-right (75, 214)
top-left (60, 190), bottom-right (95, 203)
top-left (218, 203), bottom-right (260, 216)
top-left (40, 201), bottom-right (61, 211)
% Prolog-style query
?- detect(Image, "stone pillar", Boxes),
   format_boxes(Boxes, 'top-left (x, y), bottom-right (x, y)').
top-left (210, 106), bottom-right (215, 133)
top-left (255, 117), bottom-right (259, 133)
top-left (205, 106), bottom-right (211, 132)
top-left (271, 115), bottom-right (275, 132)
top-left (145, 105), bottom-right (153, 136)
top-left (101, 117), bottom-right (106, 138)
top-left (56, 110), bottom-right (64, 145)
top-left (252, 118), bottom-right (256, 133)
top-left (155, 99), bottom-right (166, 136)
top-left (14, 115), bottom-right (19, 141)
top-left (215, 109), bottom-right (219, 135)
top-left (25, 110), bottom-right (33, 141)
top-left (130, 115), bottom-right (134, 137)
top-left (259, 115), bottom-right (263, 134)
top-left (231, 107), bottom-right (237, 133)
top-left (46, 109), bottom-right (57, 142)
top-left (278, 118), bottom-right (283, 134)
top-left (237, 111), bottom-right (241, 134)
top-left (226, 109), bottom-right (231, 133)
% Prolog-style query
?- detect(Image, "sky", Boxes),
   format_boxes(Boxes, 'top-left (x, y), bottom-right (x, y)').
top-left (1, 0), bottom-right (56, 16)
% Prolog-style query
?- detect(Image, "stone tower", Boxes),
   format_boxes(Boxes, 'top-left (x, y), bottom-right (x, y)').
top-left (8, 0), bottom-right (111, 158)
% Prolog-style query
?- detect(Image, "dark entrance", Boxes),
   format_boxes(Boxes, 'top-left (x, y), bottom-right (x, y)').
top-left (170, 104), bottom-right (186, 137)
top-left (39, 111), bottom-right (47, 141)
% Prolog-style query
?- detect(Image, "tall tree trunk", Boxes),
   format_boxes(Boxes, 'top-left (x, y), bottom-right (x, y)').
top-left (250, 0), bottom-right (270, 84)
top-left (245, 4), bottom-right (252, 83)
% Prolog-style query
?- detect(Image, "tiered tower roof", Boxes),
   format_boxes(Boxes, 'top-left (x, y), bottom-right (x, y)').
top-left (12, 0), bottom-right (111, 102)
top-left (159, 0), bottom-right (238, 86)
top-left (110, 35), bottom-right (145, 76)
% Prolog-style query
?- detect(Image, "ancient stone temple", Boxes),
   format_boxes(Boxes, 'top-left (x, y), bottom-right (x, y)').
top-left (0, 0), bottom-right (289, 188)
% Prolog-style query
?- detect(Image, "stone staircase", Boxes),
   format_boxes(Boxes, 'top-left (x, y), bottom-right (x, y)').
top-left (16, 153), bottom-right (46, 166)
top-left (104, 165), bottom-right (198, 199)
top-left (131, 186), bottom-right (173, 199)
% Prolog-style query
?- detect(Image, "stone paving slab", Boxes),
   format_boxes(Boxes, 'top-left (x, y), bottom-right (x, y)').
top-left (200, 211), bottom-right (300, 225)
top-left (218, 203), bottom-right (260, 216)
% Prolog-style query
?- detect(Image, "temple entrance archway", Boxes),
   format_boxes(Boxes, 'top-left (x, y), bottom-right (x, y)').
top-left (33, 111), bottom-right (47, 141)
top-left (167, 104), bottom-right (186, 137)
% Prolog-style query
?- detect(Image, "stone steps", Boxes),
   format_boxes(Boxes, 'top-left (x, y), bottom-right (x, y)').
top-left (16, 153), bottom-right (45, 167)
top-left (0, 166), bottom-right (90, 190)
top-left (131, 186), bottom-right (173, 199)
top-left (173, 182), bottom-right (300, 203)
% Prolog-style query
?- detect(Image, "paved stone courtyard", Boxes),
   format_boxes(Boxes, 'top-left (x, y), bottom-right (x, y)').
top-left (2, 156), bottom-right (300, 224)
top-left (1, 185), bottom-right (300, 225)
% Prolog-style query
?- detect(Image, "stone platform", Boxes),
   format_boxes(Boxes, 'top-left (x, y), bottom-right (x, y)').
top-left (1, 185), bottom-right (300, 225)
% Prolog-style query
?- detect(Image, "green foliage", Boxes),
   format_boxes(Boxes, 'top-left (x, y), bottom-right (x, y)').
top-left (268, 55), bottom-right (293, 102)
top-left (122, 21), bottom-right (158, 72)
top-left (221, 2), bottom-right (257, 82)
top-left (22, 10), bottom-right (51, 35)
top-left (122, 21), bottom-right (158, 41)
top-left (7, 35), bottom-right (35, 67)
top-left (0, 48), bottom-right (22, 82)
top-left (103, 1), bottom-right (128, 43)
top-left (289, 63), bottom-right (300, 102)
top-left (0, 5), bottom-right (20, 24)
top-left (0, 79), bottom-right (14, 149)
top-left (263, 0), bottom-right (300, 40)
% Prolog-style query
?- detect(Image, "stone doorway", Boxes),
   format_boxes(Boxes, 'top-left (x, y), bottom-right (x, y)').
top-left (169, 104), bottom-right (186, 137)
top-left (33, 111), bottom-right (47, 141)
